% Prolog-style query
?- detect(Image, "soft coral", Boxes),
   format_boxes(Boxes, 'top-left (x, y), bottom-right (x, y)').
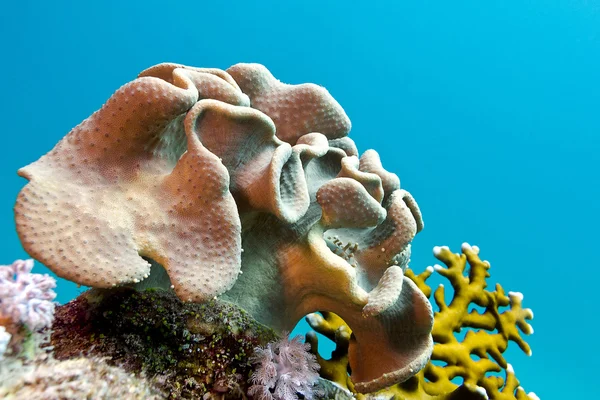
top-left (0, 259), bottom-right (56, 331)
top-left (248, 335), bottom-right (320, 400)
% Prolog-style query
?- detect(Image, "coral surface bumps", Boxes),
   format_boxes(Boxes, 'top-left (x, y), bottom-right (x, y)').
top-left (14, 62), bottom-right (433, 392)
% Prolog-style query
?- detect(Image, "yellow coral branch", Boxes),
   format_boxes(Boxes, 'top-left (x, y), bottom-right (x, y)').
top-left (306, 243), bottom-right (539, 400)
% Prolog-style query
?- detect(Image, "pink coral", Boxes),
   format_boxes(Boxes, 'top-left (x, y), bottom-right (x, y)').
top-left (248, 335), bottom-right (321, 400)
top-left (0, 259), bottom-right (56, 331)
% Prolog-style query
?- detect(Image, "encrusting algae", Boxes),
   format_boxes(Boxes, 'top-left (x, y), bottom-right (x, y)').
top-left (50, 288), bottom-right (278, 398)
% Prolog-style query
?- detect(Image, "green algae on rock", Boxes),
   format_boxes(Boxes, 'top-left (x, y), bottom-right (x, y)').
top-left (51, 288), bottom-right (278, 399)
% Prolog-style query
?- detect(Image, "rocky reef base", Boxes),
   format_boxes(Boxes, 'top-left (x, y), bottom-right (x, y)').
top-left (50, 288), bottom-right (279, 399)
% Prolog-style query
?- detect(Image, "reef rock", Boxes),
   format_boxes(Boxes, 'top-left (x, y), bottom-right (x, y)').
top-left (51, 288), bottom-right (278, 399)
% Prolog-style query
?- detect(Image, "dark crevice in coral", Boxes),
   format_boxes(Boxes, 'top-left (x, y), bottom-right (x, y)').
top-left (132, 256), bottom-right (173, 292)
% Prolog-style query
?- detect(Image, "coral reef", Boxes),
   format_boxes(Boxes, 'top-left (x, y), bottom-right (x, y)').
top-left (0, 259), bottom-right (56, 331)
top-left (14, 62), bottom-right (434, 391)
top-left (0, 261), bottom-right (154, 399)
top-left (50, 287), bottom-right (278, 399)
top-left (305, 244), bottom-right (538, 400)
top-left (0, 260), bottom-right (282, 399)
top-left (1, 356), bottom-right (162, 400)
top-left (0, 251), bottom-right (541, 399)
top-left (0, 259), bottom-right (56, 362)
top-left (248, 335), bottom-right (320, 400)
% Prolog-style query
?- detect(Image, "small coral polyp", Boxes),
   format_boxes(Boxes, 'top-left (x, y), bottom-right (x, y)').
top-left (14, 62), bottom-right (433, 392)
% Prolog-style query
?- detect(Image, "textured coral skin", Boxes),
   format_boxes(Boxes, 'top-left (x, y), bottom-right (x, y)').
top-left (14, 63), bottom-right (433, 392)
top-left (15, 71), bottom-right (242, 303)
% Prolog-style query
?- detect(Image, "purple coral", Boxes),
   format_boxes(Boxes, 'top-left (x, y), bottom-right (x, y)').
top-left (0, 259), bottom-right (57, 331)
top-left (248, 335), bottom-right (320, 400)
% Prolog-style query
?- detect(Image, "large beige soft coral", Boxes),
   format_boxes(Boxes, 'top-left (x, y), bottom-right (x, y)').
top-left (14, 63), bottom-right (433, 392)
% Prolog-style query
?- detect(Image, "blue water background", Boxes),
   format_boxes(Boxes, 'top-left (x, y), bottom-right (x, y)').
top-left (1, 1), bottom-right (598, 397)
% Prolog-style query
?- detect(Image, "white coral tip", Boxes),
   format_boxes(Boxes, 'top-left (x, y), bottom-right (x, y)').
top-left (474, 386), bottom-right (489, 399)
top-left (508, 291), bottom-right (524, 301)
top-left (461, 242), bottom-right (472, 252)
top-left (305, 314), bottom-right (322, 325)
top-left (529, 392), bottom-right (540, 400)
top-left (432, 246), bottom-right (443, 256)
top-left (426, 266), bottom-right (434, 273)
top-left (433, 264), bottom-right (444, 271)
top-left (507, 363), bottom-right (514, 373)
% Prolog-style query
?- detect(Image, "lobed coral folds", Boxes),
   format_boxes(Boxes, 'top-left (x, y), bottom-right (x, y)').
top-left (14, 62), bottom-right (433, 392)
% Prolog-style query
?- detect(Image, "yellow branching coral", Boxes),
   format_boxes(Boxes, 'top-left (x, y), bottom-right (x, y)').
top-left (306, 243), bottom-right (539, 400)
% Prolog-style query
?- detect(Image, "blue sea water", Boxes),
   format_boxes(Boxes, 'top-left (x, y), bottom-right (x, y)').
top-left (1, 1), bottom-right (598, 398)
